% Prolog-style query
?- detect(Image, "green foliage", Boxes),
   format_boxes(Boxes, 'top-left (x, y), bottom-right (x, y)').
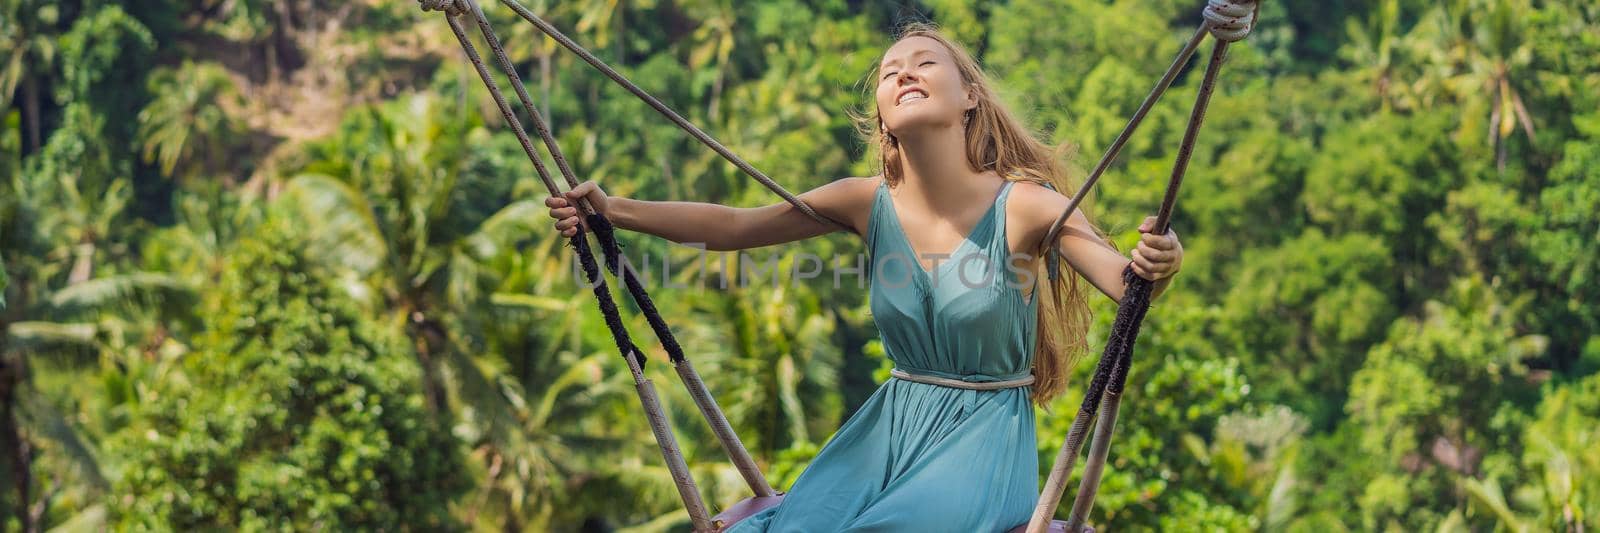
top-left (137, 61), bottom-right (245, 180)
top-left (55, 5), bottom-right (156, 143)
top-left (1511, 372), bottom-right (1600, 529)
top-left (2, 0), bottom-right (1598, 531)
top-left (109, 216), bottom-right (469, 530)
top-left (1, 248), bottom-right (8, 310)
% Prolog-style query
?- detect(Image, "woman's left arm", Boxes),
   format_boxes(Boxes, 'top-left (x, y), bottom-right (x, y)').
top-left (1010, 183), bottom-right (1184, 302)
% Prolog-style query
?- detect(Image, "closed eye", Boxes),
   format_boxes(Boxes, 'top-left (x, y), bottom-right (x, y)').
top-left (881, 70), bottom-right (898, 81)
top-left (919, 61), bottom-right (936, 67)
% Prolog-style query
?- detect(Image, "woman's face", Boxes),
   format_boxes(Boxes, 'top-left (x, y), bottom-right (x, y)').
top-left (875, 36), bottom-right (975, 137)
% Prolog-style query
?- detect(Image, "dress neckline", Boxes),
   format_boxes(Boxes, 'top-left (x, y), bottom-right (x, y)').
top-left (880, 180), bottom-right (1013, 278)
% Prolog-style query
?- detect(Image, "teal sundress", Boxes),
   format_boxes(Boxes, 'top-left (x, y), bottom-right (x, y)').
top-left (724, 179), bottom-right (1040, 532)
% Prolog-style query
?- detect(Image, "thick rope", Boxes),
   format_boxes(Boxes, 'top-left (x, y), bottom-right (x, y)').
top-left (454, 0), bottom-right (693, 366)
top-left (1040, 25), bottom-right (1207, 281)
top-left (585, 214), bottom-right (777, 497)
top-left (586, 216), bottom-right (689, 362)
top-left (430, 0), bottom-right (1255, 530)
top-left (433, 4), bottom-right (716, 529)
top-left (417, 0), bottom-right (464, 16)
top-left (442, 9), bottom-right (565, 206)
top-left (452, 0), bottom-right (776, 500)
top-left (437, 0), bottom-right (778, 509)
top-left (495, 0), bottom-right (847, 231)
top-left (1039, 0), bottom-right (1257, 275)
top-left (1203, 0), bottom-right (1259, 43)
top-left (1064, 268), bottom-right (1157, 530)
top-left (1028, 2), bottom-right (1253, 531)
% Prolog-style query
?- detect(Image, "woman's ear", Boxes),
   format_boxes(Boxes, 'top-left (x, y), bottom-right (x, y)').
top-left (964, 85), bottom-right (980, 112)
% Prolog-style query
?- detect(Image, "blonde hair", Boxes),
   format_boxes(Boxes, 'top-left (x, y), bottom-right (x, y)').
top-left (857, 23), bottom-right (1097, 406)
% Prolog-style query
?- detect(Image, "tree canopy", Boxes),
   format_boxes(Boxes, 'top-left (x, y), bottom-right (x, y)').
top-left (2, 0), bottom-right (1596, 531)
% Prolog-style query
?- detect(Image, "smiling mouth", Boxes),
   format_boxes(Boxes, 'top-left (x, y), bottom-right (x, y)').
top-left (897, 90), bottom-right (928, 106)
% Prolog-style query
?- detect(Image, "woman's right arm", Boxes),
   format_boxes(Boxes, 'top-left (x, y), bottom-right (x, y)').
top-left (545, 176), bottom-right (879, 251)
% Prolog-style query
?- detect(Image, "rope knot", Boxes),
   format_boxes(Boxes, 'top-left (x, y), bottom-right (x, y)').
top-left (1203, 0), bottom-right (1258, 42)
top-left (418, 0), bottom-right (465, 16)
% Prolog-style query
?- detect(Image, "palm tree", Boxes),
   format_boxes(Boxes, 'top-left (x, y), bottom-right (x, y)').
top-left (668, 252), bottom-right (843, 460)
top-left (40, 172), bottom-right (130, 286)
top-left (0, 0), bottom-right (60, 154)
top-left (1339, 0), bottom-right (1404, 110)
top-left (1411, 0), bottom-right (1538, 171)
top-left (280, 94), bottom-right (625, 527)
top-left (1469, 0), bottom-right (1538, 172)
top-left (2, 269), bottom-right (193, 532)
top-left (575, 0), bottom-right (629, 64)
top-left (684, 0), bottom-right (738, 122)
top-left (137, 61), bottom-right (246, 183)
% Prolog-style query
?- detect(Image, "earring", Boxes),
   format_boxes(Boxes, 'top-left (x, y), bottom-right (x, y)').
top-left (963, 110), bottom-right (972, 126)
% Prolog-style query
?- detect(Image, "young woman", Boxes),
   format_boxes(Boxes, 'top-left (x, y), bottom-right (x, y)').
top-left (545, 24), bottom-right (1182, 533)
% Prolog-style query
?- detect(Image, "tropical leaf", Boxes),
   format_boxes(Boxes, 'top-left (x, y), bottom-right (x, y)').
top-left (44, 503), bottom-right (106, 533)
top-left (489, 293), bottom-right (575, 312)
top-left (1462, 476), bottom-right (1528, 532)
top-left (46, 272), bottom-right (191, 313)
top-left (281, 173), bottom-right (389, 275)
top-left (5, 321), bottom-right (97, 349)
top-left (462, 201), bottom-right (543, 261)
top-left (23, 393), bottom-right (106, 489)
top-left (136, 61), bottom-right (243, 178)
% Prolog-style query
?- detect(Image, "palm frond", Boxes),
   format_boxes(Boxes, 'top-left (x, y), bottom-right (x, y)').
top-left (46, 272), bottom-right (192, 314)
top-left (22, 393), bottom-right (107, 489)
top-left (5, 321), bottom-right (97, 349)
top-left (462, 201), bottom-right (543, 261)
top-left (41, 503), bottom-right (105, 533)
top-left (1462, 476), bottom-right (1528, 532)
top-left (489, 293), bottom-right (575, 312)
top-left (281, 173), bottom-right (390, 275)
top-left (530, 352), bottom-right (607, 428)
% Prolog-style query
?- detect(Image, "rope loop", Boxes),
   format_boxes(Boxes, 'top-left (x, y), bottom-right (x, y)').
top-left (1203, 0), bottom-right (1258, 42)
top-left (418, 0), bottom-right (465, 16)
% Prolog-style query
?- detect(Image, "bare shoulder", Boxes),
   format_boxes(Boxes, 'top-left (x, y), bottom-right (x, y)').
top-left (799, 176), bottom-right (882, 236)
top-left (1007, 180), bottom-right (1086, 252)
top-left (1007, 181), bottom-right (1072, 227)
top-left (819, 175), bottom-right (881, 198)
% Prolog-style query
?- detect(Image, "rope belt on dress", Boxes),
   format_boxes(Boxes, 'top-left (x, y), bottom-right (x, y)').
top-left (890, 368), bottom-right (1036, 390)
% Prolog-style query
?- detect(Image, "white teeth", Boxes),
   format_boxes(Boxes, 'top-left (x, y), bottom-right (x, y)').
top-left (897, 91), bottom-right (927, 105)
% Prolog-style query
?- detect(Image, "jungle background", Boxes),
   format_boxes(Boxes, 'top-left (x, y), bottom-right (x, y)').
top-left (2, 0), bottom-right (1597, 531)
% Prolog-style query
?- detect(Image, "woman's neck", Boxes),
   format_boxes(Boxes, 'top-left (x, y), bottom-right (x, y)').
top-left (896, 125), bottom-right (992, 212)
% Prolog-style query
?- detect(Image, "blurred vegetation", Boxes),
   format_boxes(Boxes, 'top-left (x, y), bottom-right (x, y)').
top-left (2, 0), bottom-right (1596, 531)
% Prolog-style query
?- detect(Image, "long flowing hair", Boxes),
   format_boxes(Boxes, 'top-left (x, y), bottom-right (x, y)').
top-left (856, 23), bottom-right (1098, 406)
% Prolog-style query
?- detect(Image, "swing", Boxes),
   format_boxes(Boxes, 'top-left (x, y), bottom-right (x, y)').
top-left (414, 0), bottom-right (1259, 530)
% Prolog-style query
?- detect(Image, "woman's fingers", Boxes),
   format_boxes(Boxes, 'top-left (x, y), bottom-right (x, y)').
top-left (1129, 258), bottom-right (1155, 280)
top-left (1130, 214), bottom-right (1182, 281)
top-left (546, 196), bottom-right (571, 225)
top-left (565, 180), bottom-right (598, 200)
top-left (1131, 249), bottom-right (1157, 277)
top-left (546, 195), bottom-right (581, 235)
top-left (560, 180), bottom-right (609, 218)
top-left (1140, 232), bottom-right (1174, 250)
top-left (1137, 244), bottom-right (1175, 264)
top-left (1131, 248), bottom-right (1173, 280)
